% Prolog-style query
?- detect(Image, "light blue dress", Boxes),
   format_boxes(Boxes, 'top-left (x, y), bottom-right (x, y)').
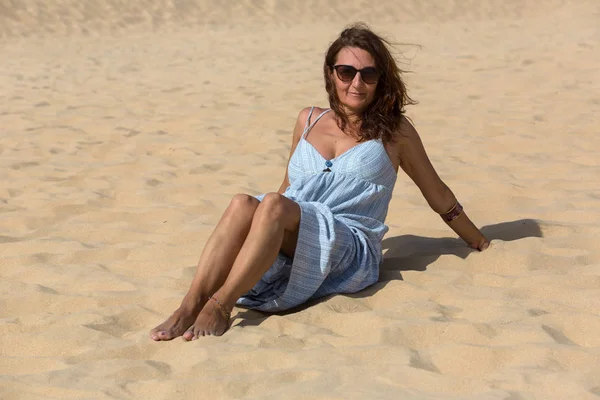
top-left (236, 107), bottom-right (398, 312)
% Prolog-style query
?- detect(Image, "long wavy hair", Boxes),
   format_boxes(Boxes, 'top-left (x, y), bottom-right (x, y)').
top-left (324, 23), bottom-right (416, 143)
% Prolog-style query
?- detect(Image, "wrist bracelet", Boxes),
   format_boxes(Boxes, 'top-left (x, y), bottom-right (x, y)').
top-left (441, 201), bottom-right (463, 222)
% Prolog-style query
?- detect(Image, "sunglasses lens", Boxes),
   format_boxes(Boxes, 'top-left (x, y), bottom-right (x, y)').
top-left (336, 66), bottom-right (357, 82)
top-left (361, 68), bottom-right (379, 84)
top-left (334, 65), bottom-right (379, 84)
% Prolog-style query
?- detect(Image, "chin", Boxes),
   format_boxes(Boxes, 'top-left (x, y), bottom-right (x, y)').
top-left (343, 100), bottom-right (369, 114)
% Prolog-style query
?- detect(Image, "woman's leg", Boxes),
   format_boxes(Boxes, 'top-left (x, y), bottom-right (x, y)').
top-left (183, 192), bottom-right (301, 339)
top-left (150, 194), bottom-right (261, 341)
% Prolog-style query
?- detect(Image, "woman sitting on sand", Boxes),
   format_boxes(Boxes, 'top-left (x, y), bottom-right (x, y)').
top-left (150, 23), bottom-right (490, 341)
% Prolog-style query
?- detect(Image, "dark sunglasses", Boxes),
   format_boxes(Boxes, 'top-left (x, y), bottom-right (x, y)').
top-left (333, 65), bottom-right (380, 84)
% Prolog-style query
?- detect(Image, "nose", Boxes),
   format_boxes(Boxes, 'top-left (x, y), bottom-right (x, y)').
top-left (352, 71), bottom-right (366, 86)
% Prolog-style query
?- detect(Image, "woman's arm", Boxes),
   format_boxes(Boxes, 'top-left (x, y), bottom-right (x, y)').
top-left (397, 118), bottom-right (490, 251)
top-left (277, 107), bottom-right (312, 194)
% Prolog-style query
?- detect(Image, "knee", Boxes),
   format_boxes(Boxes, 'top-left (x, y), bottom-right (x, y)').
top-left (257, 192), bottom-right (287, 220)
top-left (227, 193), bottom-right (260, 216)
top-left (256, 193), bottom-right (301, 231)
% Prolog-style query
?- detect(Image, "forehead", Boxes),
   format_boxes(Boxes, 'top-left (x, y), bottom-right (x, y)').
top-left (335, 47), bottom-right (376, 67)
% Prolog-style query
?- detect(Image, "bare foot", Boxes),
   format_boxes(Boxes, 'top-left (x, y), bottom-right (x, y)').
top-left (182, 298), bottom-right (231, 340)
top-left (150, 303), bottom-right (203, 341)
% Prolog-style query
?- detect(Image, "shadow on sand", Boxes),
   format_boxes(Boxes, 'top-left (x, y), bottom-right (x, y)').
top-left (376, 218), bottom-right (543, 281)
top-left (234, 219), bottom-right (543, 328)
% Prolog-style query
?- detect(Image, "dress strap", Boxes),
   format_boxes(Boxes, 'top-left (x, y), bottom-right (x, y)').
top-left (303, 108), bottom-right (331, 139)
top-left (303, 106), bottom-right (316, 134)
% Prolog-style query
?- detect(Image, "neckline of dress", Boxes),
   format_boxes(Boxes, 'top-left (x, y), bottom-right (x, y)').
top-left (301, 137), bottom-right (398, 178)
top-left (302, 137), bottom-right (375, 162)
top-left (303, 109), bottom-right (372, 162)
top-left (301, 107), bottom-right (397, 176)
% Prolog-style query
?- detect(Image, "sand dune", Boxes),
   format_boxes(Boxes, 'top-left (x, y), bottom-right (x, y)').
top-left (1, 0), bottom-right (600, 399)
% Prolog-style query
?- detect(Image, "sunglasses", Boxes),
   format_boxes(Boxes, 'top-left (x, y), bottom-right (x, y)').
top-left (333, 65), bottom-right (380, 84)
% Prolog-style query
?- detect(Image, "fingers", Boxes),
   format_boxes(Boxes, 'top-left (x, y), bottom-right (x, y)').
top-left (469, 238), bottom-right (490, 251)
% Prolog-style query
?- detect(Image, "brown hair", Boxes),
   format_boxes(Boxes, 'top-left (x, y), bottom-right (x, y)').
top-left (324, 23), bottom-right (416, 143)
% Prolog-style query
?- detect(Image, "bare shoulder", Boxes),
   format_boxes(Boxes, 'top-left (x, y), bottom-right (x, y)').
top-left (395, 116), bottom-right (423, 151)
top-left (389, 115), bottom-right (428, 169)
top-left (293, 106), bottom-right (329, 136)
top-left (296, 106), bottom-right (313, 122)
top-left (290, 107), bottom-right (315, 146)
top-left (312, 106), bottom-right (329, 115)
top-left (387, 115), bottom-right (414, 148)
top-left (398, 115), bottom-right (419, 140)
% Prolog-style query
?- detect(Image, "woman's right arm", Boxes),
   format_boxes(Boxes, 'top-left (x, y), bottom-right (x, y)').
top-left (277, 107), bottom-right (312, 194)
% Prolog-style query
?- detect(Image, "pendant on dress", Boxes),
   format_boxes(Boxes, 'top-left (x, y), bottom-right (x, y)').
top-left (322, 160), bottom-right (333, 172)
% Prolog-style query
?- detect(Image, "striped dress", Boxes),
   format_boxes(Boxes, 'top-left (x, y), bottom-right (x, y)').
top-left (236, 107), bottom-right (397, 312)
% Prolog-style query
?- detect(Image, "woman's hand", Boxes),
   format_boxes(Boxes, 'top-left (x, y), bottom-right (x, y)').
top-left (470, 236), bottom-right (490, 252)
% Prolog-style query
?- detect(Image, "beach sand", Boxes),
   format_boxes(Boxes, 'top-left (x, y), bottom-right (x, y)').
top-left (1, 1), bottom-right (600, 399)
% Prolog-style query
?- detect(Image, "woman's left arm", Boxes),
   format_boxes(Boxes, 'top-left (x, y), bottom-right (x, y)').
top-left (397, 118), bottom-right (490, 251)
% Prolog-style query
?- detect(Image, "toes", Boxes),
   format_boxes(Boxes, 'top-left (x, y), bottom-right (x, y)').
top-left (192, 329), bottom-right (205, 340)
top-left (157, 330), bottom-right (170, 340)
top-left (214, 327), bottom-right (223, 336)
top-left (182, 329), bottom-right (194, 341)
top-left (150, 328), bottom-right (165, 341)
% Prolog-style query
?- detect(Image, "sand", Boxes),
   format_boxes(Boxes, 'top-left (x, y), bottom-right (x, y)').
top-left (1, 0), bottom-right (600, 399)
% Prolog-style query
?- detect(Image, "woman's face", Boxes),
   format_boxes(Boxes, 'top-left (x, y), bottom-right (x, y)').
top-left (331, 47), bottom-right (379, 115)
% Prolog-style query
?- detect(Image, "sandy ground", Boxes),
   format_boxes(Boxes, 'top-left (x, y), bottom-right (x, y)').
top-left (1, 1), bottom-right (600, 399)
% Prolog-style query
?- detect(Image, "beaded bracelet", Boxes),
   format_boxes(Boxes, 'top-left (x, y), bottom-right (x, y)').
top-left (209, 295), bottom-right (232, 319)
top-left (441, 201), bottom-right (463, 222)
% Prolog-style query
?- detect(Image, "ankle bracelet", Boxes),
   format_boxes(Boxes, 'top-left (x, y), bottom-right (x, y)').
top-left (209, 295), bottom-right (232, 319)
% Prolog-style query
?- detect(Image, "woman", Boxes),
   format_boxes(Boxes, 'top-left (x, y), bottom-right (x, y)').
top-left (150, 23), bottom-right (489, 341)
